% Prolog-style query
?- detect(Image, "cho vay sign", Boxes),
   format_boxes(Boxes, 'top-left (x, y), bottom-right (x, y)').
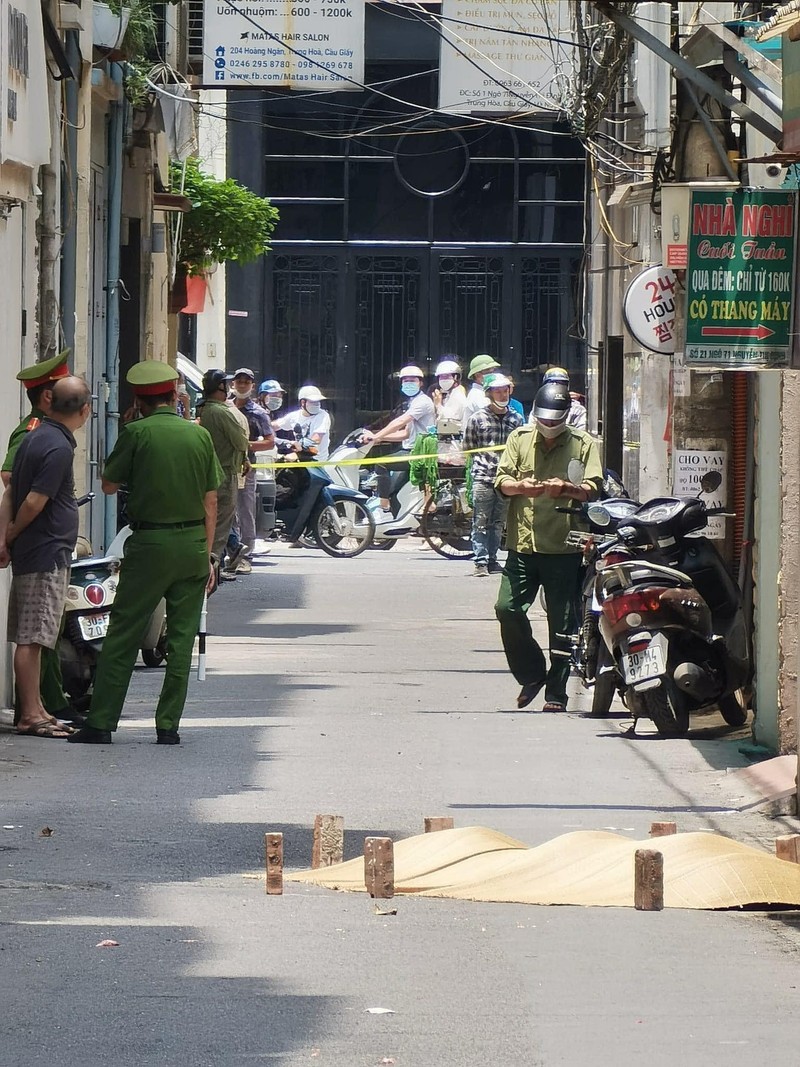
top-left (685, 189), bottom-right (796, 368)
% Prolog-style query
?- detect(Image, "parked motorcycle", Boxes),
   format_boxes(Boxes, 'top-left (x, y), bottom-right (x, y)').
top-left (266, 431), bottom-right (375, 557)
top-left (564, 494), bottom-right (640, 715)
top-left (328, 429), bottom-right (472, 558)
top-left (592, 484), bottom-right (749, 737)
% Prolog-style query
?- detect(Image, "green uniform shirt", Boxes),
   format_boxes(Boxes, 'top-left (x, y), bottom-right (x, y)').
top-left (198, 398), bottom-right (249, 476)
top-left (103, 408), bottom-right (223, 523)
top-left (495, 425), bottom-right (604, 554)
top-left (2, 407), bottom-right (46, 473)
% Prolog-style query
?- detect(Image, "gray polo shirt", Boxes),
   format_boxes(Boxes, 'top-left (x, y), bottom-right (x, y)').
top-left (10, 418), bottom-right (78, 574)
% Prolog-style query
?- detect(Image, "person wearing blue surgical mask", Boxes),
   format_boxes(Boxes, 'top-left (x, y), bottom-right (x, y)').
top-left (257, 379), bottom-right (285, 415)
top-left (360, 365), bottom-right (436, 515)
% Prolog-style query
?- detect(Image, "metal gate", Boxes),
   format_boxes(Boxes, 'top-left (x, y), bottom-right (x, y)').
top-left (433, 254), bottom-right (508, 365)
top-left (266, 248), bottom-right (582, 431)
top-left (352, 254), bottom-right (427, 423)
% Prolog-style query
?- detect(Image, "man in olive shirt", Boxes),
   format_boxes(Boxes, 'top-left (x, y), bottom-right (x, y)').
top-left (69, 361), bottom-right (223, 746)
top-left (2, 349), bottom-right (73, 722)
top-left (495, 382), bottom-right (603, 712)
top-left (198, 368), bottom-right (249, 563)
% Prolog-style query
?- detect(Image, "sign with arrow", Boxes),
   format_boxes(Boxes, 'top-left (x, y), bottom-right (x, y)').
top-left (685, 188), bottom-right (796, 369)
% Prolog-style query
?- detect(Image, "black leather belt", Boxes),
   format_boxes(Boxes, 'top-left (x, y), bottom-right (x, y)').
top-left (131, 519), bottom-right (205, 531)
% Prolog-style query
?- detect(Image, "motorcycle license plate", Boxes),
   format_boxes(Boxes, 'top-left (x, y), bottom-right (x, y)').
top-left (78, 612), bottom-right (110, 641)
top-left (622, 643), bottom-right (666, 685)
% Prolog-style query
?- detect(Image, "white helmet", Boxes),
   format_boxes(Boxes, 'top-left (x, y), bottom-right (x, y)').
top-left (399, 365), bottom-right (425, 379)
top-left (298, 385), bottom-right (326, 402)
top-left (435, 359), bottom-right (461, 377)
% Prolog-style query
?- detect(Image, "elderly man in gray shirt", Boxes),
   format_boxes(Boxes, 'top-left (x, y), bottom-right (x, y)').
top-left (0, 377), bottom-right (92, 738)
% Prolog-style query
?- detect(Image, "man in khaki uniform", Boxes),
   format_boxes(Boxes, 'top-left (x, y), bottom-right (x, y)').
top-left (495, 382), bottom-right (603, 712)
top-left (198, 369), bottom-right (249, 563)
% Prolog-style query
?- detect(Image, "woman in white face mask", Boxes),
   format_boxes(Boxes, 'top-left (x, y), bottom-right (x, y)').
top-left (433, 357), bottom-right (467, 431)
top-left (274, 384), bottom-right (332, 461)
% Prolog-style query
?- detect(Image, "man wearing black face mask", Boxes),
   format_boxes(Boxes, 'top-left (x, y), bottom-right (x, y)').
top-left (494, 382), bottom-right (603, 713)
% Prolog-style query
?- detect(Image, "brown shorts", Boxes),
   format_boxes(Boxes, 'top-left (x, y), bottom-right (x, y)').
top-left (7, 567), bottom-right (70, 648)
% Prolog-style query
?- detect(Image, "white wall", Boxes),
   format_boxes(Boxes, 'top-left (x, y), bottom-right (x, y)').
top-left (194, 90), bottom-right (228, 371)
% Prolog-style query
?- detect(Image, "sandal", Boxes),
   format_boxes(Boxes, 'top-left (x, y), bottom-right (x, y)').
top-left (16, 718), bottom-right (75, 739)
top-left (542, 701), bottom-right (566, 713)
top-left (517, 680), bottom-right (545, 709)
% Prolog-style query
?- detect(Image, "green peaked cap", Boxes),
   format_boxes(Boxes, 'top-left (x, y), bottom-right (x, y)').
top-left (17, 348), bottom-right (71, 387)
top-left (127, 360), bottom-right (179, 396)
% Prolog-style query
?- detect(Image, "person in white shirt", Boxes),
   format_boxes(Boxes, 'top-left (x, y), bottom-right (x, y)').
top-left (462, 353), bottom-right (501, 433)
top-left (274, 385), bottom-right (331, 460)
top-left (432, 358), bottom-right (467, 432)
top-left (361, 365), bottom-right (435, 514)
top-left (526, 368), bottom-right (587, 431)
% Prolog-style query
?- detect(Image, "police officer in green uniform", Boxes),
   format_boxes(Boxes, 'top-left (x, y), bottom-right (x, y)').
top-left (69, 361), bottom-right (223, 745)
top-left (2, 350), bottom-right (73, 722)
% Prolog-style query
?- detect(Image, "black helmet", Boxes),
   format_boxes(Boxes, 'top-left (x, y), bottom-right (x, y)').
top-left (202, 368), bottom-right (230, 396)
top-left (532, 382), bottom-right (570, 421)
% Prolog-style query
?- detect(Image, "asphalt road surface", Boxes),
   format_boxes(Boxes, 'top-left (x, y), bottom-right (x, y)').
top-left (1, 541), bottom-right (798, 1066)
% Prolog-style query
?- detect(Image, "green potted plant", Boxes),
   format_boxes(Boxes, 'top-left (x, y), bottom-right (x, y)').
top-left (171, 159), bottom-right (280, 277)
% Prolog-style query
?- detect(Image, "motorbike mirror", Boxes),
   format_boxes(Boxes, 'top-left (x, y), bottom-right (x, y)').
top-left (293, 423), bottom-right (303, 436)
top-left (586, 503), bottom-right (612, 528)
top-left (700, 470), bottom-right (722, 494)
top-left (567, 458), bottom-right (586, 486)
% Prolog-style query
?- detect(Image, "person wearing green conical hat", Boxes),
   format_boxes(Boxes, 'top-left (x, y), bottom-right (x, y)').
top-left (462, 353), bottom-right (501, 433)
top-left (69, 360), bottom-right (224, 747)
top-left (2, 349), bottom-right (73, 723)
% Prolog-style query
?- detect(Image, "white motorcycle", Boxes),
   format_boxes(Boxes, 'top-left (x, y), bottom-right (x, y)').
top-left (328, 430), bottom-right (473, 559)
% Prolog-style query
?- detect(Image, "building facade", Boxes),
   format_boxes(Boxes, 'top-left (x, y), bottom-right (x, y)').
top-left (224, 4), bottom-right (587, 429)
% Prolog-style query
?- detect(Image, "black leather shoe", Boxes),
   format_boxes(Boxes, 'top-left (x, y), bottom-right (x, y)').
top-left (67, 725), bottom-right (112, 744)
top-left (156, 729), bottom-right (180, 745)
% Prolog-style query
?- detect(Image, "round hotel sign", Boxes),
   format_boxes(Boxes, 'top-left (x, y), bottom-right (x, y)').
top-left (623, 265), bottom-right (678, 355)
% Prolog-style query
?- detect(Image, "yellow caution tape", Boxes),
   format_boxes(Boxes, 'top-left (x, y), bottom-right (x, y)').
top-left (252, 444), bottom-right (505, 471)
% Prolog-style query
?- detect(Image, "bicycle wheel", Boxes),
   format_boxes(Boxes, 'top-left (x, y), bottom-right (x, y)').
top-left (420, 485), bottom-right (473, 560)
